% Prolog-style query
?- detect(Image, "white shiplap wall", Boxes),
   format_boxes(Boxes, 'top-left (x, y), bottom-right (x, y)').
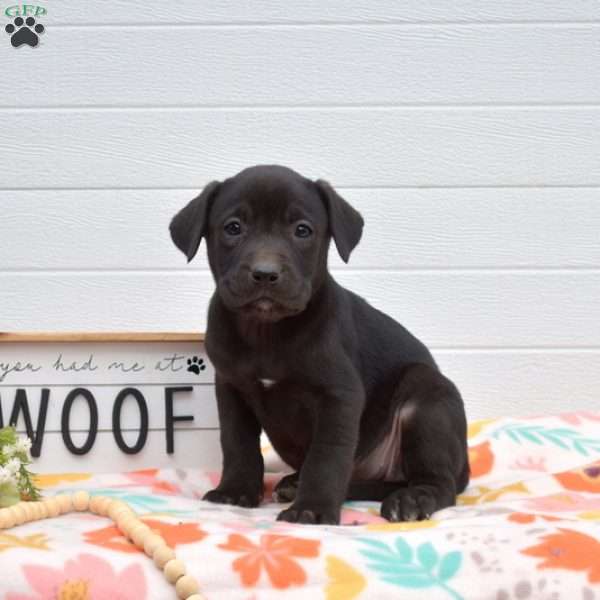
top-left (1, 1), bottom-right (600, 420)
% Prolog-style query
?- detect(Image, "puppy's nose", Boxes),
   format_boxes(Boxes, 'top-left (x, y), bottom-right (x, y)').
top-left (250, 262), bottom-right (281, 284)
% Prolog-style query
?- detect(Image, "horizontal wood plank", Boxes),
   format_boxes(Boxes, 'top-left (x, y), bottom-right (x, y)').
top-left (39, 2), bottom-right (600, 25)
top-left (2, 109), bottom-right (600, 188)
top-left (436, 350), bottom-right (600, 420)
top-left (2, 188), bottom-right (599, 270)
top-left (1, 272), bottom-right (598, 347)
top-left (0, 332), bottom-right (204, 343)
top-left (3, 26), bottom-right (600, 107)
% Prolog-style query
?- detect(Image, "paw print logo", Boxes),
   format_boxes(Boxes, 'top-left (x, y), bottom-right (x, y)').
top-left (5, 16), bottom-right (45, 48)
top-left (187, 356), bottom-right (206, 375)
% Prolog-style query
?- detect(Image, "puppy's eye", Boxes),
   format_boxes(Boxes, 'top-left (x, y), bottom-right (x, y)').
top-left (224, 219), bottom-right (242, 236)
top-left (295, 223), bottom-right (313, 238)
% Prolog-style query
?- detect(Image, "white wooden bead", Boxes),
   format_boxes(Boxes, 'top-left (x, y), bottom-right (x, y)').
top-left (0, 510), bottom-right (10, 529)
top-left (108, 499), bottom-right (125, 509)
top-left (73, 491), bottom-right (90, 511)
top-left (164, 559), bottom-right (186, 584)
top-left (108, 501), bottom-right (132, 520)
top-left (186, 596), bottom-right (206, 600)
top-left (43, 498), bottom-right (61, 518)
top-left (153, 544), bottom-right (176, 569)
top-left (89, 495), bottom-right (106, 514)
top-left (143, 533), bottom-right (165, 556)
top-left (127, 519), bottom-right (144, 533)
top-left (56, 494), bottom-right (73, 514)
top-left (28, 503), bottom-right (38, 520)
top-left (127, 520), bottom-right (147, 536)
top-left (22, 502), bottom-right (36, 521)
top-left (36, 502), bottom-right (48, 519)
top-left (107, 502), bottom-right (133, 521)
top-left (11, 504), bottom-right (27, 525)
top-left (111, 506), bottom-right (134, 523)
top-left (175, 574), bottom-right (199, 599)
top-left (28, 503), bottom-right (40, 520)
top-left (132, 524), bottom-right (152, 548)
top-left (116, 510), bottom-right (136, 526)
top-left (6, 509), bottom-right (16, 528)
top-left (1, 508), bottom-right (15, 528)
top-left (101, 498), bottom-right (117, 512)
top-left (101, 497), bottom-right (117, 516)
top-left (117, 515), bottom-right (139, 536)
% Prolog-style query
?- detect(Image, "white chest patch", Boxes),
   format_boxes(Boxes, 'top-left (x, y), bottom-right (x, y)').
top-left (259, 378), bottom-right (277, 388)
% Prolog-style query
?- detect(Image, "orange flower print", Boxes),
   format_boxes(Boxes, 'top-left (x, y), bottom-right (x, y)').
top-left (85, 518), bottom-right (206, 553)
top-left (521, 528), bottom-right (600, 583)
top-left (468, 441), bottom-right (494, 478)
top-left (554, 461), bottom-right (600, 493)
top-left (508, 512), bottom-right (562, 524)
top-left (125, 469), bottom-right (181, 495)
top-left (219, 533), bottom-right (320, 588)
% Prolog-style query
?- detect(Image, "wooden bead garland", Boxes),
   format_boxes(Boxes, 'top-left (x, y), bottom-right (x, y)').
top-left (164, 559), bottom-right (186, 584)
top-left (175, 575), bottom-right (200, 599)
top-left (72, 491), bottom-right (90, 511)
top-left (0, 493), bottom-right (207, 600)
top-left (153, 544), bottom-right (177, 569)
top-left (11, 503), bottom-right (27, 525)
top-left (143, 533), bottom-right (165, 556)
top-left (131, 524), bottom-right (152, 549)
top-left (56, 494), bottom-right (73, 514)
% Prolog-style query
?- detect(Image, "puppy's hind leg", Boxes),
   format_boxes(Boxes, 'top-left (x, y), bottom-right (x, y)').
top-left (273, 472), bottom-right (299, 503)
top-left (381, 364), bottom-right (469, 522)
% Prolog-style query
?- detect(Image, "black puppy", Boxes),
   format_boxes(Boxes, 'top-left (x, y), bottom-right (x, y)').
top-left (170, 165), bottom-right (469, 524)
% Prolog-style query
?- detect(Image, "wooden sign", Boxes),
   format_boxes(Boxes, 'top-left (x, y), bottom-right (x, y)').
top-left (0, 333), bottom-right (221, 473)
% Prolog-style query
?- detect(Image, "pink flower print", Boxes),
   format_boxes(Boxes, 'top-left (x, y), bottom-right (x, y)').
top-left (510, 456), bottom-right (547, 472)
top-left (557, 412), bottom-right (600, 426)
top-left (340, 507), bottom-right (387, 526)
top-left (6, 553), bottom-right (147, 600)
top-left (525, 492), bottom-right (600, 512)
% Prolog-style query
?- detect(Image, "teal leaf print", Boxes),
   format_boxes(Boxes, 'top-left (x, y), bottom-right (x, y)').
top-left (438, 551), bottom-right (461, 581)
top-left (87, 488), bottom-right (190, 515)
top-left (394, 536), bottom-right (413, 562)
top-left (417, 542), bottom-right (438, 571)
top-left (358, 537), bottom-right (464, 600)
top-left (383, 573), bottom-right (434, 588)
top-left (360, 537), bottom-right (396, 553)
top-left (491, 424), bottom-right (600, 456)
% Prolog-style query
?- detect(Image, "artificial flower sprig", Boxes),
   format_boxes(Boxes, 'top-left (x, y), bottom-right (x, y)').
top-left (0, 426), bottom-right (40, 506)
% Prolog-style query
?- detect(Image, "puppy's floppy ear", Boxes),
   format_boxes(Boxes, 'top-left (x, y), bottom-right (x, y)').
top-left (316, 179), bottom-right (364, 263)
top-left (169, 181), bottom-right (221, 262)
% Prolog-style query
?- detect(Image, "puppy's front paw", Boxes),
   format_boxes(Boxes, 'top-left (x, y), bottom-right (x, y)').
top-left (381, 486), bottom-right (438, 522)
top-left (277, 502), bottom-right (340, 525)
top-left (203, 487), bottom-right (262, 508)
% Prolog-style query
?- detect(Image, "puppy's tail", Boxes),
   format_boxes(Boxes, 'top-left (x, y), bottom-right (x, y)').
top-left (346, 480), bottom-right (407, 501)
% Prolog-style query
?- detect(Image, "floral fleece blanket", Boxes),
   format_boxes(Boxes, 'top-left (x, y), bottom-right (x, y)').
top-left (1, 411), bottom-right (600, 600)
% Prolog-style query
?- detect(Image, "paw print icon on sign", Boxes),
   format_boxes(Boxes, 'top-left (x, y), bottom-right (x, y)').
top-left (5, 16), bottom-right (44, 47)
top-left (186, 356), bottom-right (206, 375)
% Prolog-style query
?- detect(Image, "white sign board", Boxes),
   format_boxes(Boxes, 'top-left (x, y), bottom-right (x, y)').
top-left (0, 334), bottom-right (221, 473)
